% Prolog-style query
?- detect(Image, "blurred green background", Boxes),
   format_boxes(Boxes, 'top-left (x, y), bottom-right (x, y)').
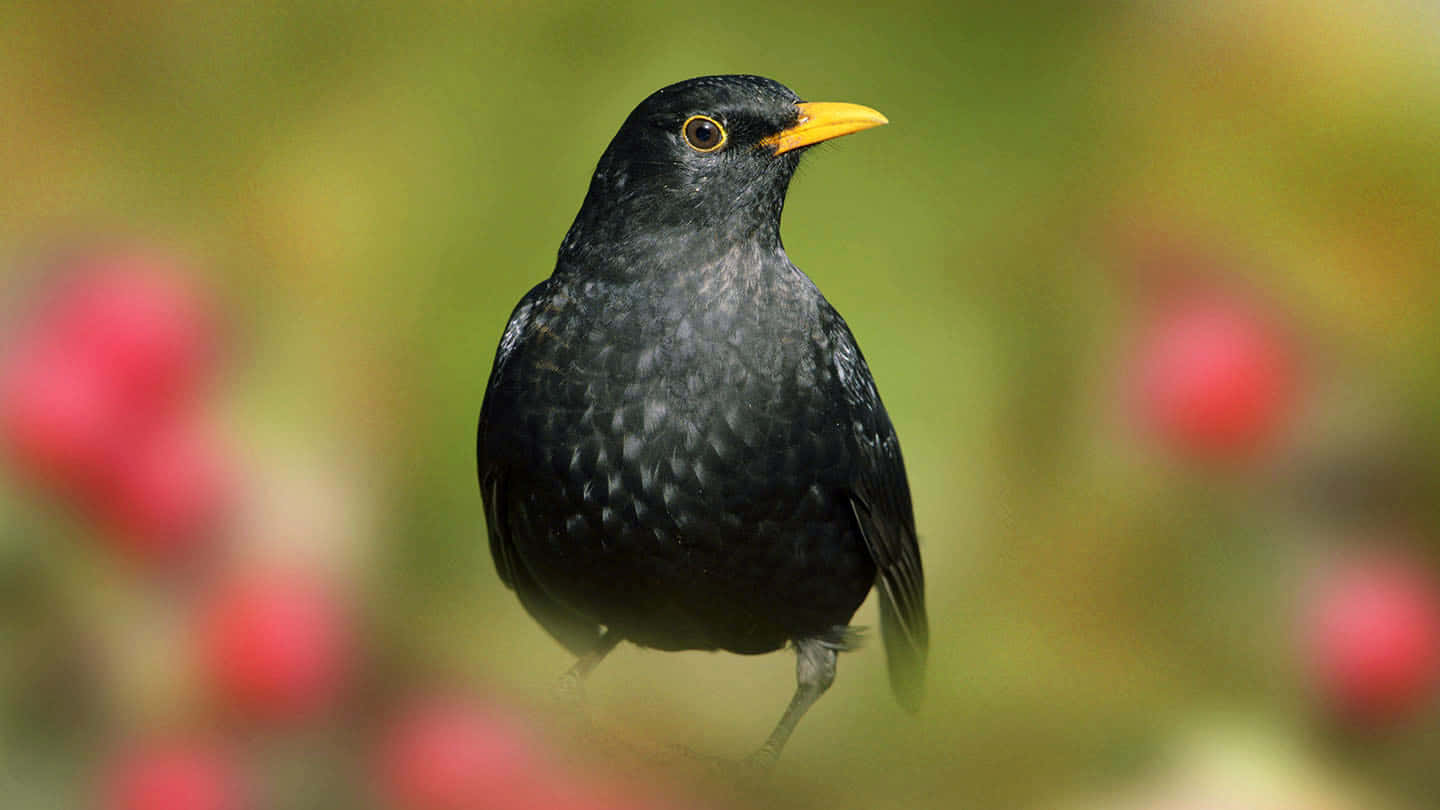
top-left (4, 1), bottom-right (1440, 808)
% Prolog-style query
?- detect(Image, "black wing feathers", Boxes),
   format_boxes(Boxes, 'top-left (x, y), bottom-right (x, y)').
top-left (827, 305), bottom-right (928, 712)
top-left (478, 284), bottom-right (605, 657)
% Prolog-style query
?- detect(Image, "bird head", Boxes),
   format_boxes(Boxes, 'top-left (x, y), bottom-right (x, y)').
top-left (559, 75), bottom-right (887, 268)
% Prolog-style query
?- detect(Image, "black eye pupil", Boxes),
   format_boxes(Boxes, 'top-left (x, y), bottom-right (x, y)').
top-left (685, 117), bottom-right (722, 150)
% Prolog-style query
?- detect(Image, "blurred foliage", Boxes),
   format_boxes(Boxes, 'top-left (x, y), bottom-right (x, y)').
top-left (4, 1), bottom-right (1440, 808)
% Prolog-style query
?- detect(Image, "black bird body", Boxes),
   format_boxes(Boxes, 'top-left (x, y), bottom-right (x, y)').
top-left (478, 76), bottom-right (926, 759)
top-left (485, 243), bottom-right (878, 655)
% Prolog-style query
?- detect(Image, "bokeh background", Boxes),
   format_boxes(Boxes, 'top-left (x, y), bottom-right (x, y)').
top-left (4, 1), bottom-right (1440, 808)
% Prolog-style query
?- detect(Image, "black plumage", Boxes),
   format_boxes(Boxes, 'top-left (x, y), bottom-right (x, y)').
top-left (476, 75), bottom-right (927, 764)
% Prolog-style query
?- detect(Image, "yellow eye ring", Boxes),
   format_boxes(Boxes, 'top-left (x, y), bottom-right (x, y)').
top-left (682, 115), bottom-right (727, 152)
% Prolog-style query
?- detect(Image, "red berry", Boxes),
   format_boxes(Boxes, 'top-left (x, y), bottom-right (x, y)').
top-left (198, 573), bottom-right (352, 723)
top-left (1134, 296), bottom-right (1297, 462)
top-left (377, 698), bottom-right (541, 810)
top-left (0, 338), bottom-right (119, 490)
top-left (103, 739), bottom-right (244, 810)
top-left (47, 253), bottom-right (215, 422)
top-left (1305, 551), bottom-right (1440, 723)
top-left (94, 421), bottom-right (233, 561)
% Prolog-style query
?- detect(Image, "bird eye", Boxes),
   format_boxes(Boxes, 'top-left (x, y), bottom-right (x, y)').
top-left (682, 115), bottom-right (726, 152)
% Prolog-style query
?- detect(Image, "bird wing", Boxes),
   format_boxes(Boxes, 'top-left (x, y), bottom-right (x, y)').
top-left (825, 303), bottom-right (929, 712)
top-left (478, 281), bottom-right (606, 657)
top-left (477, 286), bottom-right (543, 592)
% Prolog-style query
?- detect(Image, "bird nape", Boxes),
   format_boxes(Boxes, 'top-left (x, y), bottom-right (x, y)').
top-left (476, 74), bottom-right (927, 769)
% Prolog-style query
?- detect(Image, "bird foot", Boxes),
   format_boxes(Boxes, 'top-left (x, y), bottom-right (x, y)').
top-left (742, 745), bottom-right (780, 772)
top-left (552, 671), bottom-right (586, 708)
top-left (660, 744), bottom-right (774, 784)
top-left (550, 672), bottom-right (601, 738)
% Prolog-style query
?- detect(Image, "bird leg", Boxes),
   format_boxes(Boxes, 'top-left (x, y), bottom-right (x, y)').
top-left (553, 628), bottom-right (620, 711)
top-left (746, 636), bottom-right (838, 770)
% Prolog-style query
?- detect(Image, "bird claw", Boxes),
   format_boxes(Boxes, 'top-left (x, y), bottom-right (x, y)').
top-left (661, 744), bottom-right (774, 784)
top-left (742, 746), bottom-right (779, 772)
top-left (551, 671), bottom-right (586, 707)
top-left (550, 672), bottom-right (602, 737)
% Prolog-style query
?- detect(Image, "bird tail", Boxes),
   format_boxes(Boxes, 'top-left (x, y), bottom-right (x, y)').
top-left (877, 572), bottom-right (928, 713)
top-left (848, 495), bottom-right (929, 713)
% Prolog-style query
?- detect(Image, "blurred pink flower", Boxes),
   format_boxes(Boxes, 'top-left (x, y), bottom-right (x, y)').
top-left (91, 418), bottom-right (235, 562)
top-left (1304, 548), bottom-right (1440, 724)
top-left (1, 245), bottom-right (234, 562)
top-left (0, 335), bottom-right (121, 492)
top-left (376, 697), bottom-right (543, 810)
top-left (1132, 293), bottom-right (1298, 464)
top-left (197, 571), bottom-right (354, 724)
top-left (43, 251), bottom-right (217, 422)
top-left (103, 737), bottom-right (246, 810)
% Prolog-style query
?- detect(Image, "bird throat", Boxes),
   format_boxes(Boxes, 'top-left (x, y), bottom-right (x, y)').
top-left (558, 205), bottom-right (788, 288)
top-left (557, 152), bottom-right (796, 283)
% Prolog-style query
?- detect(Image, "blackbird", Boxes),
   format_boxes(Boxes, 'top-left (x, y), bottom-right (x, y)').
top-left (476, 75), bottom-right (926, 766)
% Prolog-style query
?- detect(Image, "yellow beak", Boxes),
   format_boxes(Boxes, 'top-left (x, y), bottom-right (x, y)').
top-left (760, 101), bottom-right (889, 155)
